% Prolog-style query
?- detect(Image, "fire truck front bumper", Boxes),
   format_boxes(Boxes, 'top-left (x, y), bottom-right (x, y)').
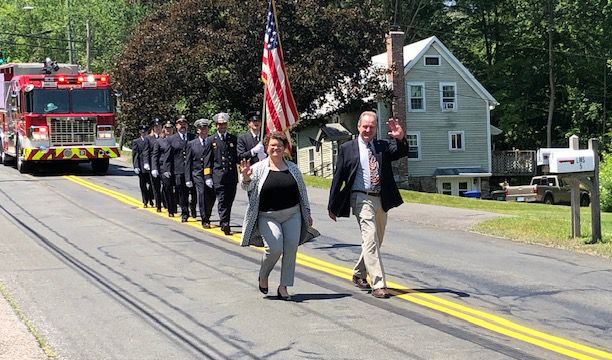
top-left (23, 146), bottom-right (121, 161)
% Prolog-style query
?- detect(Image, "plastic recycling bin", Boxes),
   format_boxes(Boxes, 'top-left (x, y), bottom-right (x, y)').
top-left (462, 190), bottom-right (481, 199)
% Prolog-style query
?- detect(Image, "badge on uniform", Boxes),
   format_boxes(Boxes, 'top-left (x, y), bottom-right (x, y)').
top-left (212, 142), bottom-right (217, 148)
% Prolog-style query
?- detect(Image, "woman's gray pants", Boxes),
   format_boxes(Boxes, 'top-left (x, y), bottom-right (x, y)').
top-left (258, 205), bottom-right (302, 287)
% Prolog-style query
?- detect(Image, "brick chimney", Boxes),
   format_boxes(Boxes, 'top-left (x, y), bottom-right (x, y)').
top-left (386, 27), bottom-right (406, 127)
top-left (385, 27), bottom-right (408, 179)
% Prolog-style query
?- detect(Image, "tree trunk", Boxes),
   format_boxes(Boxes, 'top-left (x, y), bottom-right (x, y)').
top-left (546, 0), bottom-right (555, 148)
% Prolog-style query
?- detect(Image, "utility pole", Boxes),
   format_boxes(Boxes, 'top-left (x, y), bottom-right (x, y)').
top-left (86, 20), bottom-right (91, 72)
top-left (65, 0), bottom-right (75, 63)
top-left (546, 0), bottom-right (556, 148)
top-left (603, 60), bottom-right (607, 138)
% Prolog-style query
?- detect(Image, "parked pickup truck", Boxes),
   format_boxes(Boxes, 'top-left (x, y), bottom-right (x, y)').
top-left (504, 175), bottom-right (590, 206)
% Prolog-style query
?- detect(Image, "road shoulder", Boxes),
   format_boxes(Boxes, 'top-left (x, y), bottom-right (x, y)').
top-left (0, 214), bottom-right (51, 360)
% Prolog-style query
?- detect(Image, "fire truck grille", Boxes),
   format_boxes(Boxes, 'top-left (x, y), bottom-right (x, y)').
top-left (49, 117), bottom-right (97, 146)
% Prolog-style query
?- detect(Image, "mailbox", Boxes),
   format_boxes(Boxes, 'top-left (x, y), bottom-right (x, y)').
top-left (537, 148), bottom-right (567, 166)
top-left (549, 150), bottom-right (595, 173)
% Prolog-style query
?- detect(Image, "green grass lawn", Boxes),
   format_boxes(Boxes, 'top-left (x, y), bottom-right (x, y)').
top-left (303, 175), bottom-right (612, 258)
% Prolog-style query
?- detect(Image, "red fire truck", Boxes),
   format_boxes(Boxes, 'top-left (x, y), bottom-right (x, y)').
top-left (0, 60), bottom-right (119, 173)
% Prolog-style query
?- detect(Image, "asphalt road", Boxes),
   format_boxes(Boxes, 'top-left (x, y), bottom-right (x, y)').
top-left (0, 160), bottom-right (610, 360)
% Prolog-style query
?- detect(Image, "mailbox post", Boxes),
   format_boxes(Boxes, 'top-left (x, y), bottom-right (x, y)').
top-left (540, 135), bottom-right (601, 243)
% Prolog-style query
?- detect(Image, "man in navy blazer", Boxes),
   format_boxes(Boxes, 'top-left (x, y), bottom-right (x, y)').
top-left (132, 124), bottom-right (154, 208)
top-left (167, 115), bottom-right (197, 222)
top-left (328, 111), bottom-right (409, 298)
top-left (204, 112), bottom-right (239, 236)
top-left (237, 111), bottom-right (266, 165)
top-left (185, 119), bottom-right (216, 229)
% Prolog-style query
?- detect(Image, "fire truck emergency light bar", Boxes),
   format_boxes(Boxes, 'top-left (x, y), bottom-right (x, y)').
top-left (40, 74), bottom-right (109, 88)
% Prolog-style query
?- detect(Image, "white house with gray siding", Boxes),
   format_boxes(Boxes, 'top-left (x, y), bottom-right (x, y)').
top-left (372, 36), bottom-right (499, 196)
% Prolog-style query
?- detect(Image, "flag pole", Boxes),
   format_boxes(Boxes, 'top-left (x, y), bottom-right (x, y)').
top-left (270, 0), bottom-right (299, 130)
top-left (270, 0), bottom-right (295, 158)
top-left (260, 87), bottom-right (267, 142)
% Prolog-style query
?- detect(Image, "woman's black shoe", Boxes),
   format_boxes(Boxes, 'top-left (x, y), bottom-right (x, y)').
top-left (258, 277), bottom-right (268, 294)
top-left (276, 287), bottom-right (291, 301)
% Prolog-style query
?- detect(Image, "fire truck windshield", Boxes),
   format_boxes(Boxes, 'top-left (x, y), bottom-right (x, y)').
top-left (71, 89), bottom-right (112, 113)
top-left (29, 89), bottom-right (70, 114)
top-left (26, 88), bottom-right (113, 114)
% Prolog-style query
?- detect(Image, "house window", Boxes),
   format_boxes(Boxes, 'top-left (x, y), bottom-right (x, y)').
top-left (406, 131), bottom-right (420, 160)
top-left (424, 56), bottom-right (440, 66)
top-left (442, 182), bottom-right (452, 195)
top-left (459, 182), bottom-right (469, 196)
top-left (439, 82), bottom-right (457, 111)
top-left (407, 82), bottom-right (425, 112)
top-left (449, 131), bottom-right (465, 151)
top-left (308, 148), bottom-right (315, 174)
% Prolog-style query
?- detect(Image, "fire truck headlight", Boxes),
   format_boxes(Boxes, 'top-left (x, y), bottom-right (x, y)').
top-left (31, 126), bottom-right (49, 141)
top-left (87, 75), bottom-right (95, 83)
top-left (97, 125), bottom-right (114, 139)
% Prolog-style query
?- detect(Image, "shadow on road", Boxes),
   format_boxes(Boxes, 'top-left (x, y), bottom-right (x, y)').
top-left (25, 162), bottom-right (135, 178)
top-left (388, 288), bottom-right (470, 298)
top-left (265, 293), bottom-right (352, 303)
top-left (312, 243), bottom-right (361, 250)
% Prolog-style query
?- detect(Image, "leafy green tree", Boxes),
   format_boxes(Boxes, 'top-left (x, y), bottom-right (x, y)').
top-left (0, 0), bottom-right (149, 72)
top-left (113, 0), bottom-right (386, 139)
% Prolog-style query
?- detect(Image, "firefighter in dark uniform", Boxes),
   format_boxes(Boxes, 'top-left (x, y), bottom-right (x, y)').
top-left (185, 118), bottom-right (216, 228)
top-left (204, 112), bottom-right (238, 235)
top-left (237, 111), bottom-right (266, 165)
top-left (143, 117), bottom-right (164, 212)
top-left (132, 124), bottom-right (154, 207)
top-left (167, 115), bottom-right (197, 222)
top-left (152, 120), bottom-right (177, 217)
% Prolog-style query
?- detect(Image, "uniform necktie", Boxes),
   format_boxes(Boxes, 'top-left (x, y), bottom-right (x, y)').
top-left (367, 141), bottom-right (380, 191)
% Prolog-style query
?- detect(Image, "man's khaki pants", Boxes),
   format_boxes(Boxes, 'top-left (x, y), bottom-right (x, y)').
top-left (351, 192), bottom-right (388, 290)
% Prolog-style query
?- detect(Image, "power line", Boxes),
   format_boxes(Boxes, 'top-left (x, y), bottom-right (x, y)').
top-left (0, 31), bottom-right (85, 44)
top-left (0, 40), bottom-right (81, 52)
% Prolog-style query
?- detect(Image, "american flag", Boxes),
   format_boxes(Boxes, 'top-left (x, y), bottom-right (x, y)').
top-left (261, 0), bottom-right (299, 133)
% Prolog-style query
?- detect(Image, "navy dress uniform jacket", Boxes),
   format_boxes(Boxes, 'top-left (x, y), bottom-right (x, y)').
top-left (204, 133), bottom-right (238, 186)
top-left (152, 137), bottom-right (173, 174)
top-left (328, 137), bottom-right (410, 217)
top-left (142, 134), bottom-right (160, 168)
top-left (237, 132), bottom-right (262, 165)
top-left (166, 133), bottom-right (195, 175)
top-left (131, 137), bottom-right (149, 173)
top-left (185, 137), bottom-right (211, 184)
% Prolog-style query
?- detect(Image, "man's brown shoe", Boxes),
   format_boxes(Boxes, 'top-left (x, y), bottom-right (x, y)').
top-left (352, 275), bottom-right (371, 289)
top-left (371, 288), bottom-right (390, 299)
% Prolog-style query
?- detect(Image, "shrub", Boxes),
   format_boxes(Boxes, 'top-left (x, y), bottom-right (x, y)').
top-left (599, 152), bottom-right (612, 212)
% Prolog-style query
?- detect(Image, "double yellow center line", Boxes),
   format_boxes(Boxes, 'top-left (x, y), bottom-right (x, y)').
top-left (64, 175), bottom-right (612, 360)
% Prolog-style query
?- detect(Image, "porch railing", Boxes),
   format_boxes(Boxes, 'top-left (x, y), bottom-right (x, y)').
top-left (492, 150), bottom-right (537, 176)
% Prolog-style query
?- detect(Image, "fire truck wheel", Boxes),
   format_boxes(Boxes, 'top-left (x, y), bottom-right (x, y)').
top-left (17, 156), bottom-right (30, 174)
top-left (0, 150), bottom-right (11, 166)
top-left (15, 140), bottom-right (30, 173)
top-left (91, 159), bottom-right (109, 174)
